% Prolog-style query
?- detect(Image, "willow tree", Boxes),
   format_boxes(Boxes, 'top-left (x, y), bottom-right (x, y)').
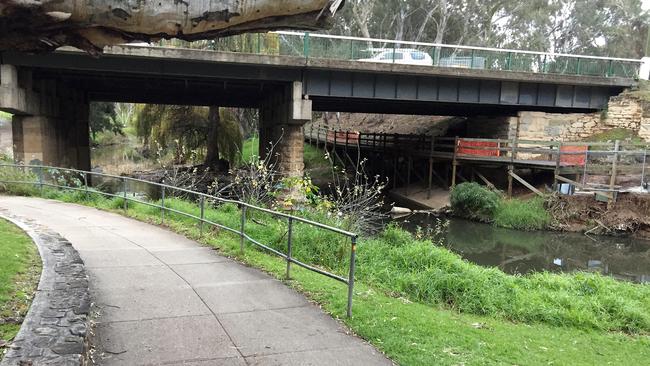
top-left (0, 0), bottom-right (344, 54)
top-left (134, 104), bottom-right (242, 168)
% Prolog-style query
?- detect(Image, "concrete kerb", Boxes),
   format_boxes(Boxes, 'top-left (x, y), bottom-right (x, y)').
top-left (0, 211), bottom-right (91, 366)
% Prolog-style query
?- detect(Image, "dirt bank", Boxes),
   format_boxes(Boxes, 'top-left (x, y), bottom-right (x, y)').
top-left (315, 112), bottom-right (466, 135)
top-left (547, 193), bottom-right (650, 238)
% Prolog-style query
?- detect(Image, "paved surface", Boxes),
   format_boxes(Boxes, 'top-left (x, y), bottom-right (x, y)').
top-left (0, 211), bottom-right (90, 366)
top-left (0, 197), bottom-right (391, 366)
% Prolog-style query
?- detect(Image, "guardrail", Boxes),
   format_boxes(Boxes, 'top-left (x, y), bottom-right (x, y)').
top-left (0, 164), bottom-right (359, 317)
top-left (164, 31), bottom-right (643, 78)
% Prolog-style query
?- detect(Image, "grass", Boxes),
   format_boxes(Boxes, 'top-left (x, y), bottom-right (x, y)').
top-left (586, 128), bottom-right (644, 143)
top-left (494, 197), bottom-right (550, 231)
top-left (451, 183), bottom-right (551, 231)
top-left (3, 184), bottom-right (650, 364)
top-left (0, 218), bottom-right (41, 356)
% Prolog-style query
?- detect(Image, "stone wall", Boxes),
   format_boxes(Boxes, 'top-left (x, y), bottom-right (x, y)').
top-left (517, 112), bottom-right (601, 142)
top-left (470, 93), bottom-right (650, 143)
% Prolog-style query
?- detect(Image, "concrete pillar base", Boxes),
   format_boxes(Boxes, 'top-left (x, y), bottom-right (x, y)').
top-left (258, 82), bottom-right (312, 204)
top-left (2, 65), bottom-right (91, 171)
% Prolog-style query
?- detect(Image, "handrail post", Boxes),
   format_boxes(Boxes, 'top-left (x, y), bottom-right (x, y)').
top-left (576, 58), bottom-right (582, 75)
top-left (303, 32), bottom-right (311, 59)
top-left (240, 205), bottom-right (247, 254)
top-left (83, 172), bottom-right (89, 200)
top-left (286, 217), bottom-right (293, 279)
top-left (607, 60), bottom-right (614, 77)
top-left (161, 185), bottom-right (165, 224)
top-left (347, 236), bottom-right (357, 318)
top-left (392, 43), bottom-right (397, 63)
top-left (506, 52), bottom-right (513, 71)
top-left (199, 196), bottom-right (205, 237)
top-left (608, 140), bottom-right (620, 208)
top-left (38, 166), bottom-right (44, 195)
top-left (122, 177), bottom-right (128, 212)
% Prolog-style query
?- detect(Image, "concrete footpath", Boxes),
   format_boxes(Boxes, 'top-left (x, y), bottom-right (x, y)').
top-left (0, 197), bottom-right (392, 366)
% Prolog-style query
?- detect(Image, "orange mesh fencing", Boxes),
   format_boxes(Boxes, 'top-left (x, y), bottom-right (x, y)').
top-left (457, 139), bottom-right (500, 157)
top-left (560, 145), bottom-right (587, 166)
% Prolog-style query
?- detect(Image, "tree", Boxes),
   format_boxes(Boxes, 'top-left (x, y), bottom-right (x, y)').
top-left (0, 0), bottom-right (345, 54)
top-left (329, 0), bottom-right (648, 59)
top-left (89, 102), bottom-right (121, 141)
top-left (133, 104), bottom-right (242, 168)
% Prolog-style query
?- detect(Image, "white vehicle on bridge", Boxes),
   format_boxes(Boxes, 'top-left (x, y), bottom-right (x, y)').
top-left (358, 48), bottom-right (434, 66)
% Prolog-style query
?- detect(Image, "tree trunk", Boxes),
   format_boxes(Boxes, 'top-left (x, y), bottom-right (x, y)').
top-left (0, 0), bottom-right (344, 54)
top-left (205, 106), bottom-right (221, 168)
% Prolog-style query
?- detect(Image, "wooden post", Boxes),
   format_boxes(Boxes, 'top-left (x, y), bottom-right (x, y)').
top-left (406, 156), bottom-right (412, 196)
top-left (451, 136), bottom-right (459, 189)
top-left (427, 135), bottom-right (435, 199)
top-left (608, 140), bottom-right (620, 208)
top-left (553, 142), bottom-right (563, 191)
top-left (393, 156), bottom-right (398, 189)
top-left (507, 165), bottom-right (514, 198)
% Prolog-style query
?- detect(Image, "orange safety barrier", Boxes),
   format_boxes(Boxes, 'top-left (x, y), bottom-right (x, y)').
top-left (560, 145), bottom-right (587, 166)
top-left (457, 139), bottom-right (500, 157)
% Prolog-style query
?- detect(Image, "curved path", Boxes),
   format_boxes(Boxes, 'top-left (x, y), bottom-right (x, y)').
top-left (0, 197), bottom-right (391, 366)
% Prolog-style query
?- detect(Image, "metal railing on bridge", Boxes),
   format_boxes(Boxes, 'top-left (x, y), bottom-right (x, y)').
top-left (161, 31), bottom-right (643, 79)
top-left (0, 164), bottom-right (359, 318)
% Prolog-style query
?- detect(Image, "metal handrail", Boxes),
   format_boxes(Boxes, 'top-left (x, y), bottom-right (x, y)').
top-left (0, 163), bottom-right (358, 317)
top-left (275, 31), bottom-right (643, 63)
top-left (146, 31), bottom-right (642, 78)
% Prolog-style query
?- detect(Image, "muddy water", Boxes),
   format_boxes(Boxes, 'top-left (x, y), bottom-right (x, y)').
top-left (397, 214), bottom-right (650, 283)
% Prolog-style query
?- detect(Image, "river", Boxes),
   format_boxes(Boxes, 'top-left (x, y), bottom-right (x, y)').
top-left (397, 214), bottom-right (650, 284)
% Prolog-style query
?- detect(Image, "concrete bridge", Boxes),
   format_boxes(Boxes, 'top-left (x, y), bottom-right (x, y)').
top-left (0, 31), bottom-right (644, 176)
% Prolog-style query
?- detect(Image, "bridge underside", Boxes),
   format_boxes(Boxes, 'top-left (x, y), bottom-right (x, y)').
top-left (0, 47), bottom-right (632, 176)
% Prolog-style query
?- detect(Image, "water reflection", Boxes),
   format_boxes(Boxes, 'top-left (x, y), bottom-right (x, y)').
top-left (397, 214), bottom-right (650, 284)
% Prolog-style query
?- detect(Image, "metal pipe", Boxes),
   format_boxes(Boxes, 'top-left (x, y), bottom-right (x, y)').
top-left (347, 236), bottom-right (357, 318)
top-left (161, 186), bottom-right (165, 224)
top-left (286, 217), bottom-right (293, 279)
top-left (240, 205), bottom-right (247, 254)
top-left (83, 172), bottom-right (89, 200)
top-left (123, 177), bottom-right (128, 212)
top-left (199, 196), bottom-right (205, 237)
top-left (272, 31), bottom-right (643, 63)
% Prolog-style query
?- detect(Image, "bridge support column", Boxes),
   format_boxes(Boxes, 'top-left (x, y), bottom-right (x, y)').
top-left (259, 82), bottom-right (312, 179)
top-left (1, 66), bottom-right (90, 170)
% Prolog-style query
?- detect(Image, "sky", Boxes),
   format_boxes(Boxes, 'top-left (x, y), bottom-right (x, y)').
top-left (644, 0), bottom-right (650, 10)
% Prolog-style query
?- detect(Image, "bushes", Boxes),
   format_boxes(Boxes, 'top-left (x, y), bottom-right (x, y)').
top-left (450, 182), bottom-right (500, 222)
top-left (451, 183), bottom-right (550, 230)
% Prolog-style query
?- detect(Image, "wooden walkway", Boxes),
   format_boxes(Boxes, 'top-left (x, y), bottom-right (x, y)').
top-left (305, 125), bottom-right (650, 202)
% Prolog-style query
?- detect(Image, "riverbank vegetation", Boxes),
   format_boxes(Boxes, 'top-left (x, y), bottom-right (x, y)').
top-left (450, 182), bottom-right (550, 231)
top-left (1, 170), bottom-right (649, 363)
top-left (0, 219), bottom-right (41, 358)
top-left (22, 188), bottom-right (650, 364)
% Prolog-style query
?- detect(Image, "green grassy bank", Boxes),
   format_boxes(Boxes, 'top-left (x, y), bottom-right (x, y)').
top-left (451, 182), bottom-right (551, 231)
top-left (4, 185), bottom-right (646, 365)
top-left (0, 218), bottom-right (41, 357)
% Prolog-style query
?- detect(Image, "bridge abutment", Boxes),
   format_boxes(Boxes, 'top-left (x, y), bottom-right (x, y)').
top-left (259, 82), bottom-right (312, 179)
top-left (1, 65), bottom-right (90, 170)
